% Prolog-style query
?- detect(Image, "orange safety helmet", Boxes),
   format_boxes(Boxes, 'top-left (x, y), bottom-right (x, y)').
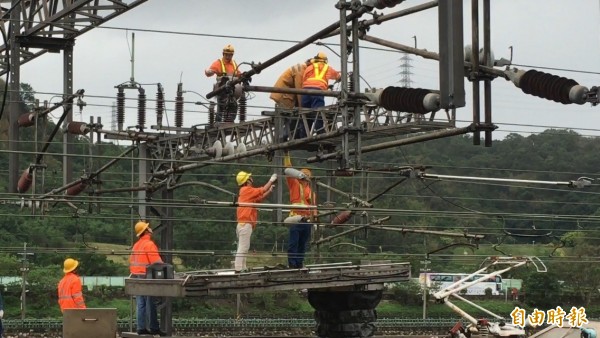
top-left (223, 44), bottom-right (235, 54)
top-left (63, 258), bottom-right (79, 273)
top-left (135, 220), bottom-right (151, 237)
top-left (314, 52), bottom-right (328, 63)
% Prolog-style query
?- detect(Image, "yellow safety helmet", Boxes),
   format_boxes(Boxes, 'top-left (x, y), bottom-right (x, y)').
top-left (314, 52), bottom-right (328, 63)
top-left (63, 258), bottom-right (79, 273)
top-left (236, 171), bottom-right (252, 186)
top-left (301, 168), bottom-right (312, 179)
top-left (135, 220), bottom-right (151, 237)
top-left (223, 44), bottom-right (235, 54)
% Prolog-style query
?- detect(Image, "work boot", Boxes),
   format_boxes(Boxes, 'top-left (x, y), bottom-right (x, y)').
top-left (149, 329), bottom-right (168, 336)
top-left (136, 329), bottom-right (151, 335)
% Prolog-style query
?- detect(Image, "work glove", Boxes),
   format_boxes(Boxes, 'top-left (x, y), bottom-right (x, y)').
top-left (284, 215), bottom-right (303, 224)
top-left (298, 172), bottom-right (307, 180)
top-left (269, 173), bottom-right (278, 183)
top-left (0, 309), bottom-right (4, 319)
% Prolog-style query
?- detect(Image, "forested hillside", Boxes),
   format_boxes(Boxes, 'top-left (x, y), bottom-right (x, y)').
top-left (2, 120), bottom-right (600, 316)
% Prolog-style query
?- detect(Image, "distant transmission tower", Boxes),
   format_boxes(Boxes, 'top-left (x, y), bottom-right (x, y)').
top-left (111, 102), bottom-right (117, 131)
top-left (398, 52), bottom-right (413, 88)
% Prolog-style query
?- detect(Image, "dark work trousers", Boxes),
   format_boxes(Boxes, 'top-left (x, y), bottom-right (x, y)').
top-left (131, 274), bottom-right (159, 332)
top-left (300, 90), bottom-right (325, 138)
top-left (287, 221), bottom-right (312, 268)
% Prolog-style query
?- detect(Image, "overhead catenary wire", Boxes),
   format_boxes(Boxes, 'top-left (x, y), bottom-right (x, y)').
top-left (3, 3), bottom-right (600, 266)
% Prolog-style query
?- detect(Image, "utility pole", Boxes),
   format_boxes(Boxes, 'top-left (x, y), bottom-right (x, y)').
top-left (420, 257), bottom-right (430, 319)
top-left (420, 236), bottom-right (430, 320)
top-left (18, 242), bottom-right (34, 320)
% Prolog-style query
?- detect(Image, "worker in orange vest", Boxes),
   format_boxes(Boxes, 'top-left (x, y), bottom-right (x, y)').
top-left (235, 171), bottom-right (277, 272)
top-left (57, 258), bottom-right (86, 313)
top-left (300, 52), bottom-right (341, 137)
top-left (205, 44), bottom-right (243, 124)
top-left (205, 44), bottom-right (242, 79)
top-left (283, 151), bottom-right (315, 268)
top-left (129, 221), bottom-right (165, 336)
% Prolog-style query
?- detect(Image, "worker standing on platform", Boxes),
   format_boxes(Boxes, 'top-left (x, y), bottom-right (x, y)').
top-left (270, 59), bottom-right (312, 140)
top-left (205, 44), bottom-right (243, 124)
top-left (129, 221), bottom-right (166, 336)
top-left (235, 171), bottom-right (277, 272)
top-left (300, 52), bottom-right (341, 137)
top-left (283, 151), bottom-right (315, 268)
top-left (57, 258), bottom-right (86, 312)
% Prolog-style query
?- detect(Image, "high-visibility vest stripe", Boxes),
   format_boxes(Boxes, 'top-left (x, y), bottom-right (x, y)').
top-left (219, 59), bottom-right (238, 75)
top-left (307, 62), bottom-right (329, 86)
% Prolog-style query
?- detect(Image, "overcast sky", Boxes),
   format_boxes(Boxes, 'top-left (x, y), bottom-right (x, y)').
top-left (16, 0), bottom-right (600, 141)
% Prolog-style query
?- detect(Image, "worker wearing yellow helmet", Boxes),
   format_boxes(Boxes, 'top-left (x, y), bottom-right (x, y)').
top-left (205, 44), bottom-right (242, 78)
top-left (235, 170), bottom-right (278, 272)
top-left (57, 258), bottom-right (86, 312)
top-left (283, 151), bottom-right (316, 268)
top-left (299, 51), bottom-right (341, 138)
top-left (129, 220), bottom-right (165, 336)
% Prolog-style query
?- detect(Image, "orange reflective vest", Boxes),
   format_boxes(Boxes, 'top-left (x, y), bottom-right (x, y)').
top-left (57, 272), bottom-right (86, 312)
top-left (302, 62), bottom-right (340, 90)
top-left (284, 154), bottom-right (314, 217)
top-left (129, 234), bottom-right (163, 275)
top-left (208, 58), bottom-right (240, 77)
top-left (219, 59), bottom-right (238, 75)
top-left (287, 179), bottom-right (313, 217)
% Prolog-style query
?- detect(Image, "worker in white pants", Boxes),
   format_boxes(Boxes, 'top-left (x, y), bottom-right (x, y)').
top-left (234, 171), bottom-right (277, 272)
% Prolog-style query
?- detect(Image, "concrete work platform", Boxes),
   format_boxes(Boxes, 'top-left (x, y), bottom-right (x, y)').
top-left (125, 262), bottom-right (411, 297)
top-left (530, 320), bottom-right (600, 338)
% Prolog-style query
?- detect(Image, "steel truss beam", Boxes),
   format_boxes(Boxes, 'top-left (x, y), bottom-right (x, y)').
top-left (0, 0), bottom-right (148, 75)
top-left (101, 105), bottom-right (454, 174)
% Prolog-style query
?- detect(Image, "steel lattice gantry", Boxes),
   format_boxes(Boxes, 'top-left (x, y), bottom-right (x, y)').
top-left (0, 0), bottom-right (148, 74)
top-left (1, 0), bottom-right (148, 192)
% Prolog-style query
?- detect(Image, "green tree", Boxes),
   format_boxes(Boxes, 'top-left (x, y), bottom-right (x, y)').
top-left (522, 271), bottom-right (562, 308)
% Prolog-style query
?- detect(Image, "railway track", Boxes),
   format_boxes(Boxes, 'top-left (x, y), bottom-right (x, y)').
top-left (3, 317), bottom-right (460, 331)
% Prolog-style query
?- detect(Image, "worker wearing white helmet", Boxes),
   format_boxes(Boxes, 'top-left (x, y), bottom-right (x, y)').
top-left (235, 171), bottom-right (277, 272)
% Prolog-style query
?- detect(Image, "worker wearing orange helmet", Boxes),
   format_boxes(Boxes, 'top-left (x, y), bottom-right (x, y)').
top-left (205, 44), bottom-right (242, 79)
top-left (129, 221), bottom-right (165, 336)
top-left (300, 52), bottom-right (341, 137)
top-left (235, 171), bottom-right (277, 272)
top-left (57, 258), bottom-right (86, 312)
top-left (283, 151), bottom-right (315, 268)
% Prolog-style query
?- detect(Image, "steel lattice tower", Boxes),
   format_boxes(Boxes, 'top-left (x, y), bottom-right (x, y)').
top-left (398, 52), bottom-right (413, 88)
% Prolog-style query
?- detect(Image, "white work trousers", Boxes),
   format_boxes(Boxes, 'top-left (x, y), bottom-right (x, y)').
top-left (235, 223), bottom-right (253, 271)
